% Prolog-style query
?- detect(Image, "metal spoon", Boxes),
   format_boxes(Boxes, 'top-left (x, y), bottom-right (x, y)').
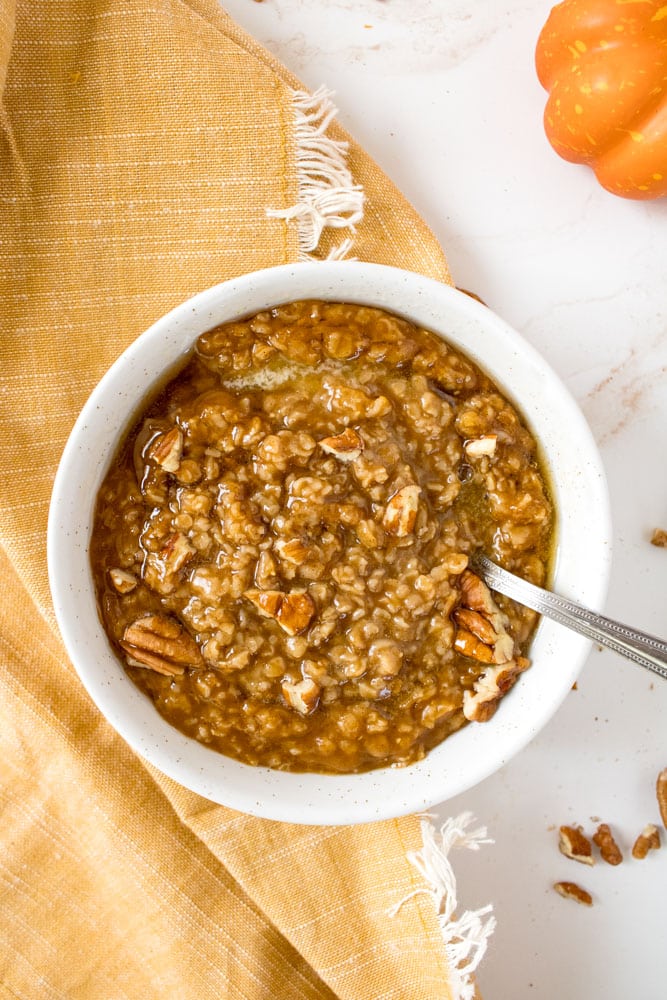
top-left (471, 553), bottom-right (667, 681)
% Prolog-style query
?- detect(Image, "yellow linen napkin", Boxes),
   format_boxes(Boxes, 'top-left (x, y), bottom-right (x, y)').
top-left (0, 2), bottom-right (486, 997)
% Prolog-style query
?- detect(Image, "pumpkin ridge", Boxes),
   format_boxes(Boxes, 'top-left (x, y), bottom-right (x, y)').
top-left (536, 0), bottom-right (667, 198)
top-left (586, 77), bottom-right (667, 156)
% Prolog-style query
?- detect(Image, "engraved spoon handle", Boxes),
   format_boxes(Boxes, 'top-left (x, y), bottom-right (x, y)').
top-left (471, 554), bottom-right (667, 681)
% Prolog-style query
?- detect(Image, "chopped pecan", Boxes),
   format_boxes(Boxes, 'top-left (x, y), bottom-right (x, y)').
top-left (492, 632), bottom-right (515, 665)
top-left (592, 823), bottom-right (623, 865)
top-left (464, 435), bottom-right (497, 458)
top-left (559, 825), bottom-right (594, 866)
top-left (632, 824), bottom-right (661, 860)
top-left (147, 427), bottom-right (183, 473)
top-left (460, 569), bottom-right (498, 617)
top-left (244, 589), bottom-right (280, 619)
top-left (143, 533), bottom-right (196, 594)
top-left (356, 518), bottom-right (384, 550)
top-left (120, 615), bottom-right (203, 675)
top-left (462, 658), bottom-right (529, 722)
top-left (553, 881), bottom-right (593, 906)
top-left (282, 677), bottom-right (320, 715)
top-left (254, 550), bottom-right (278, 589)
top-left (366, 395), bottom-right (392, 418)
top-left (274, 538), bottom-right (310, 565)
top-left (160, 532), bottom-right (196, 574)
top-left (650, 528), bottom-right (667, 548)
top-left (244, 589), bottom-right (315, 636)
top-left (109, 568), bottom-right (137, 594)
top-left (382, 485), bottom-right (421, 537)
top-left (318, 427), bottom-right (364, 462)
top-left (657, 768), bottom-right (667, 827)
top-left (222, 648), bottom-right (250, 672)
top-left (454, 571), bottom-right (517, 667)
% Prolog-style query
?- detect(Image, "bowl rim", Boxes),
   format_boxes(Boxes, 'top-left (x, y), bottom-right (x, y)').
top-left (48, 261), bottom-right (612, 824)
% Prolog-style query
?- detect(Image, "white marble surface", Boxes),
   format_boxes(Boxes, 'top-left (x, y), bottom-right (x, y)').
top-left (223, 2), bottom-right (667, 997)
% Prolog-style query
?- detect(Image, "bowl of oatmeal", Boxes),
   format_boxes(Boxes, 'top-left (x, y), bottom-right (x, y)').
top-left (48, 262), bottom-right (611, 824)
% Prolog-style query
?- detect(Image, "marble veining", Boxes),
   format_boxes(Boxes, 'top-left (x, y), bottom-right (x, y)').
top-left (233, 0), bottom-right (539, 74)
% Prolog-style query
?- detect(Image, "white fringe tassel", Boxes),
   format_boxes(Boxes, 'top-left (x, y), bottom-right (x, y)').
top-left (267, 86), bottom-right (365, 260)
top-left (388, 812), bottom-right (497, 1000)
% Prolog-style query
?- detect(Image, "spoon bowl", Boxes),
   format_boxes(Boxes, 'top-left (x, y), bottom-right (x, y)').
top-left (472, 553), bottom-right (667, 680)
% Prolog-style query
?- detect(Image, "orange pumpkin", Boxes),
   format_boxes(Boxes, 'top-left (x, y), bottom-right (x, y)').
top-left (536, 0), bottom-right (667, 199)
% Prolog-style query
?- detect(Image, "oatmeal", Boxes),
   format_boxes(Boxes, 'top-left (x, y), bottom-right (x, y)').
top-left (90, 300), bottom-right (553, 773)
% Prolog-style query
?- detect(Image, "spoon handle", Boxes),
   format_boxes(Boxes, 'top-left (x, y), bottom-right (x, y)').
top-left (472, 554), bottom-right (667, 681)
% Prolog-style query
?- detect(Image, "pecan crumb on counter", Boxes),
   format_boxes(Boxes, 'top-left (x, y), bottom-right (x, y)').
top-left (650, 528), bottom-right (667, 548)
top-left (632, 824), bottom-right (661, 860)
top-left (559, 825), bottom-right (594, 866)
top-left (553, 767), bottom-right (667, 904)
top-left (553, 881), bottom-right (593, 906)
top-left (592, 823), bottom-right (623, 866)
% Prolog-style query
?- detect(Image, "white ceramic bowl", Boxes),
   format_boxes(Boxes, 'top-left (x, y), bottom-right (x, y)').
top-left (48, 262), bottom-right (611, 825)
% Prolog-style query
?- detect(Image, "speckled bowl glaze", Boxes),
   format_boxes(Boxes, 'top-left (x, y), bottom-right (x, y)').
top-left (48, 262), bottom-right (611, 824)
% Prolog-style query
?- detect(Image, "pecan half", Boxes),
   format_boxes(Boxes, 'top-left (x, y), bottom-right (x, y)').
top-left (632, 824), bottom-right (661, 860)
top-left (318, 427), bottom-right (364, 462)
top-left (657, 768), bottom-right (667, 828)
top-left (452, 607), bottom-right (497, 645)
top-left (382, 485), bottom-right (421, 537)
top-left (454, 628), bottom-right (494, 664)
top-left (553, 881), bottom-right (593, 906)
top-left (244, 589), bottom-right (315, 636)
top-left (147, 427), bottom-right (183, 473)
top-left (559, 825), bottom-right (594, 866)
top-left (120, 615), bottom-right (203, 675)
top-left (592, 823), bottom-right (623, 866)
top-left (460, 569), bottom-right (498, 616)
top-left (456, 571), bottom-right (518, 666)
top-left (282, 677), bottom-right (320, 715)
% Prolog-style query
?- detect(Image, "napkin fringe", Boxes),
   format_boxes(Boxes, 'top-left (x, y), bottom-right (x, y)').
top-left (267, 86), bottom-right (364, 260)
top-left (388, 812), bottom-right (496, 1000)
